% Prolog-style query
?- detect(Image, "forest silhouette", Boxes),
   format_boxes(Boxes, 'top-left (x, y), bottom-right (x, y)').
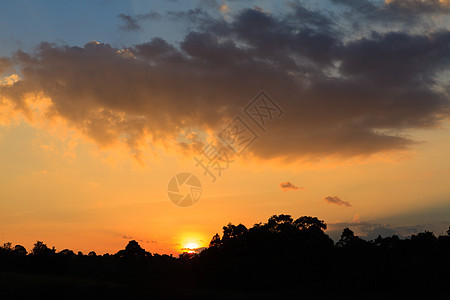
top-left (1, 214), bottom-right (449, 299)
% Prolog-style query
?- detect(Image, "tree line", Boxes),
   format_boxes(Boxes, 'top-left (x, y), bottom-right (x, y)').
top-left (1, 214), bottom-right (449, 299)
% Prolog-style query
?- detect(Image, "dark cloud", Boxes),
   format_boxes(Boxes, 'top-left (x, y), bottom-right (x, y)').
top-left (117, 14), bottom-right (141, 31)
top-left (332, 0), bottom-right (450, 26)
top-left (1, 4), bottom-right (449, 163)
top-left (280, 181), bottom-right (303, 191)
top-left (166, 7), bottom-right (221, 33)
top-left (287, 2), bottom-right (335, 32)
top-left (139, 11), bottom-right (163, 21)
top-left (324, 196), bottom-right (352, 207)
top-left (385, 0), bottom-right (450, 14)
top-left (117, 11), bottom-right (162, 31)
top-left (326, 221), bottom-right (435, 241)
top-left (0, 58), bottom-right (12, 73)
top-left (340, 31), bottom-right (450, 86)
top-left (326, 202), bottom-right (450, 241)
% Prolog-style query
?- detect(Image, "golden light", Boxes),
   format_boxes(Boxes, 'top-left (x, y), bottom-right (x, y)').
top-left (183, 242), bottom-right (200, 253)
top-left (176, 232), bottom-right (208, 254)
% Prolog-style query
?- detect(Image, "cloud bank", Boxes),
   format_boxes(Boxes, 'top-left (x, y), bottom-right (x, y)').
top-left (1, 2), bottom-right (449, 164)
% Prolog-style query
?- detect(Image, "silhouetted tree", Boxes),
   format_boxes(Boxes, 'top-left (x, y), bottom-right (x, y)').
top-left (0, 214), bottom-right (449, 298)
top-left (59, 249), bottom-right (76, 257)
top-left (374, 234), bottom-right (383, 245)
top-left (209, 233), bottom-right (222, 248)
top-left (339, 227), bottom-right (355, 247)
top-left (32, 241), bottom-right (54, 256)
top-left (267, 214), bottom-right (294, 232)
top-left (294, 216), bottom-right (327, 231)
top-left (411, 231), bottom-right (437, 247)
top-left (293, 216), bottom-right (333, 248)
top-left (0, 243), bottom-right (12, 256)
top-left (116, 240), bottom-right (151, 259)
top-left (179, 252), bottom-right (196, 260)
top-left (222, 223), bottom-right (247, 241)
top-left (13, 245), bottom-right (27, 256)
top-left (373, 234), bottom-right (400, 248)
top-left (336, 228), bottom-right (367, 248)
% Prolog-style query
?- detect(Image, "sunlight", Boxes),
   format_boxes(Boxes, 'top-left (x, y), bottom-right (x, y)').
top-left (183, 242), bottom-right (199, 253)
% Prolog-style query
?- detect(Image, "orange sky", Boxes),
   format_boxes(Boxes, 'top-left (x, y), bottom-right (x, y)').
top-left (0, 110), bottom-right (449, 255)
top-left (1, 0), bottom-right (450, 256)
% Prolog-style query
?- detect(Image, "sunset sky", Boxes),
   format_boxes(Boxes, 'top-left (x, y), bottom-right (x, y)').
top-left (1, 0), bottom-right (450, 256)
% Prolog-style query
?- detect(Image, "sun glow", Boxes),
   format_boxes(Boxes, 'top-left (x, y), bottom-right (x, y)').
top-left (183, 242), bottom-right (200, 253)
top-left (177, 232), bottom-right (208, 254)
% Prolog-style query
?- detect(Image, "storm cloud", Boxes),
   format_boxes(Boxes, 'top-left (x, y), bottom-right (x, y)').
top-left (1, 2), bottom-right (449, 163)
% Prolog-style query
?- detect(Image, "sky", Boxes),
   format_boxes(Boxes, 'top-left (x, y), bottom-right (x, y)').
top-left (0, 0), bottom-right (450, 256)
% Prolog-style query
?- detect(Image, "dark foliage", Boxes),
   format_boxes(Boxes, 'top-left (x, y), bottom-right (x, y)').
top-left (0, 215), bottom-right (449, 299)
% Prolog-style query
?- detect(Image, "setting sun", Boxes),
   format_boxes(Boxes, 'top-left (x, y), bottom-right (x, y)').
top-left (0, 0), bottom-right (449, 298)
top-left (183, 242), bottom-right (200, 253)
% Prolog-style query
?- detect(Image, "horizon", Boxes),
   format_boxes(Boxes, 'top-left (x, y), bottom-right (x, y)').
top-left (1, 0), bottom-right (450, 257)
top-left (3, 213), bottom-right (450, 256)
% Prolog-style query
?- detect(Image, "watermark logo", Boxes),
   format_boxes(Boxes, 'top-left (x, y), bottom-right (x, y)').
top-left (193, 143), bottom-right (234, 183)
top-left (219, 116), bottom-right (258, 155)
top-left (167, 173), bottom-right (202, 207)
top-left (168, 91), bottom-right (284, 207)
top-left (244, 91), bottom-right (284, 131)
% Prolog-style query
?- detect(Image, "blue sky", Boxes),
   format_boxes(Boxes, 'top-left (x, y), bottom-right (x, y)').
top-left (0, 0), bottom-right (341, 56)
top-left (0, 0), bottom-right (180, 55)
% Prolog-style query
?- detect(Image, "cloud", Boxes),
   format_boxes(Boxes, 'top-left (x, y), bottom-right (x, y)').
top-left (385, 0), bottom-right (450, 14)
top-left (326, 202), bottom-right (450, 241)
top-left (280, 181), bottom-right (303, 191)
top-left (332, 0), bottom-right (450, 26)
top-left (0, 58), bottom-right (12, 73)
top-left (0, 4), bottom-right (449, 164)
top-left (326, 221), bottom-right (436, 241)
top-left (180, 246), bottom-right (207, 253)
top-left (324, 196), bottom-right (352, 207)
top-left (219, 4), bottom-right (229, 13)
top-left (120, 234), bottom-right (152, 244)
top-left (117, 12), bottom-right (161, 31)
top-left (117, 14), bottom-right (141, 31)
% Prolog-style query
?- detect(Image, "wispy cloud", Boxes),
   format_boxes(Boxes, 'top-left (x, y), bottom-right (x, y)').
top-left (324, 196), bottom-right (352, 207)
top-left (117, 14), bottom-right (141, 31)
top-left (280, 181), bottom-right (304, 192)
top-left (117, 11), bottom-right (162, 31)
top-left (120, 234), bottom-right (154, 244)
